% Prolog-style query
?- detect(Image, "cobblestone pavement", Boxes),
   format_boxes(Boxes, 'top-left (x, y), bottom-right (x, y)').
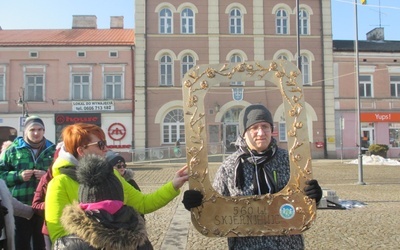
top-left (130, 159), bottom-right (400, 250)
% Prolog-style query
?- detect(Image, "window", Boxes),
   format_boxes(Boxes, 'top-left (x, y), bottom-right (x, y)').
top-left (26, 75), bottom-right (44, 101)
top-left (77, 51), bottom-right (86, 57)
top-left (105, 74), bottom-right (122, 99)
top-left (276, 9), bottom-right (288, 34)
top-left (29, 51), bottom-right (38, 58)
top-left (109, 51), bottom-right (118, 58)
top-left (72, 75), bottom-right (90, 100)
top-left (300, 55), bottom-right (310, 85)
top-left (159, 8), bottom-right (173, 34)
top-left (277, 54), bottom-right (288, 61)
top-left (390, 76), bottom-right (400, 97)
top-left (181, 54), bottom-right (194, 77)
top-left (230, 54), bottom-right (243, 86)
top-left (163, 109), bottom-right (185, 143)
top-left (389, 123), bottom-right (400, 148)
top-left (279, 121), bottom-right (287, 142)
top-left (299, 9), bottom-right (309, 35)
top-left (181, 8), bottom-right (194, 34)
top-left (0, 75), bottom-right (4, 101)
top-left (229, 8), bottom-right (242, 34)
top-left (359, 75), bottom-right (372, 97)
top-left (160, 55), bottom-right (173, 86)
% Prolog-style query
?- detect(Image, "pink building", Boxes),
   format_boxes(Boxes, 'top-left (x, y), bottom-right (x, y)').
top-left (333, 28), bottom-right (400, 159)
top-left (0, 16), bottom-right (135, 156)
top-left (134, 0), bottom-right (336, 159)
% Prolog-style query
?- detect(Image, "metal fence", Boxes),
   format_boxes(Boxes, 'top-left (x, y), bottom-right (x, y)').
top-left (127, 142), bottom-right (227, 164)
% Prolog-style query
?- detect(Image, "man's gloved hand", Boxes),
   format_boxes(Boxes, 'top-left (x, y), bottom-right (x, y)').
top-left (182, 190), bottom-right (203, 211)
top-left (304, 179), bottom-right (322, 203)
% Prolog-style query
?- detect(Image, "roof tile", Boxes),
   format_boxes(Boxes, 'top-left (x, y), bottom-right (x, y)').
top-left (0, 29), bottom-right (134, 46)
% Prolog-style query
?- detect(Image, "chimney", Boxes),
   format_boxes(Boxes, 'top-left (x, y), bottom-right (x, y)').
top-left (72, 15), bottom-right (97, 29)
top-left (366, 27), bottom-right (384, 41)
top-left (110, 16), bottom-right (124, 29)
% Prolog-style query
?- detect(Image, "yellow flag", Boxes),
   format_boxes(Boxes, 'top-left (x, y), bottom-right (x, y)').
top-left (361, 0), bottom-right (367, 4)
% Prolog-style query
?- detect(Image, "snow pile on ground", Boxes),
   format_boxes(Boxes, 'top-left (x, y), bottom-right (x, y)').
top-left (347, 155), bottom-right (400, 166)
top-left (339, 200), bottom-right (367, 209)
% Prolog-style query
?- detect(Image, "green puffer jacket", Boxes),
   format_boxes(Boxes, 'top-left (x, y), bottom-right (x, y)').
top-left (0, 137), bottom-right (55, 205)
top-left (45, 146), bottom-right (180, 243)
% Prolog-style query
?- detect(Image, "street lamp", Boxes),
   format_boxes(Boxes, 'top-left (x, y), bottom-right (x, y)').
top-left (17, 88), bottom-right (28, 117)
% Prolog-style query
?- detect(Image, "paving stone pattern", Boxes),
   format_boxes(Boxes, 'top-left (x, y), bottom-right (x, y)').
top-left (130, 159), bottom-right (400, 250)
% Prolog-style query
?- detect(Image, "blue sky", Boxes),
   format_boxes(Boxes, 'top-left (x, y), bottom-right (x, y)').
top-left (0, 0), bottom-right (399, 40)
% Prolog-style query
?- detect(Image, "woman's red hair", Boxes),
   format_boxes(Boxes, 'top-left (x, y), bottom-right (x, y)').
top-left (61, 123), bottom-right (105, 158)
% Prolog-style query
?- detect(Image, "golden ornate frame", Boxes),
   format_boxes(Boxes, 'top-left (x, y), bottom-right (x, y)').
top-left (182, 60), bottom-right (315, 237)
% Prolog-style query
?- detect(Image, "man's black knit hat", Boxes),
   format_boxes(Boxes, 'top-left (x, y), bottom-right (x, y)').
top-left (238, 104), bottom-right (274, 136)
top-left (78, 154), bottom-right (124, 203)
top-left (105, 150), bottom-right (125, 167)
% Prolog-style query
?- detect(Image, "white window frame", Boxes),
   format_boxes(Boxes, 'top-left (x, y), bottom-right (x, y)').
top-left (390, 75), bottom-right (400, 97)
top-left (229, 8), bottom-right (242, 34)
top-left (279, 121), bottom-right (287, 142)
top-left (160, 55), bottom-right (173, 86)
top-left (109, 51), bottom-right (118, 58)
top-left (389, 123), bottom-right (400, 148)
top-left (359, 75), bottom-right (373, 97)
top-left (163, 109), bottom-right (185, 144)
top-left (0, 74), bottom-right (4, 101)
top-left (276, 9), bottom-right (288, 34)
top-left (277, 54), bottom-right (288, 61)
top-left (299, 9), bottom-right (309, 35)
top-left (181, 8), bottom-right (194, 34)
top-left (25, 74), bottom-right (44, 101)
top-left (72, 74), bottom-right (91, 100)
top-left (300, 55), bottom-right (310, 85)
top-left (230, 54), bottom-right (243, 86)
top-left (159, 8), bottom-right (173, 34)
top-left (77, 51), bottom-right (86, 58)
top-left (104, 74), bottom-right (123, 99)
top-left (29, 51), bottom-right (38, 58)
top-left (181, 54), bottom-right (194, 78)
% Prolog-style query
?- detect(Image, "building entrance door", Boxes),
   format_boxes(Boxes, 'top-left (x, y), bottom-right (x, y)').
top-left (361, 125), bottom-right (374, 153)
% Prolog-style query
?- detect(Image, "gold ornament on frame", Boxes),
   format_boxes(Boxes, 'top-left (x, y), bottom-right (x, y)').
top-left (182, 59), bottom-right (316, 237)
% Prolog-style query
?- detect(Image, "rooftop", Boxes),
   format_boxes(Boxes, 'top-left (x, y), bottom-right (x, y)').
top-left (0, 29), bottom-right (134, 46)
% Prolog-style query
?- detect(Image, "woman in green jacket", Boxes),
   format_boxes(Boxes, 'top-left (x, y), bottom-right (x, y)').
top-left (45, 123), bottom-right (188, 244)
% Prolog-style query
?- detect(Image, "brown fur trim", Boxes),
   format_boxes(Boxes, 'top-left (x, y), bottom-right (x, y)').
top-left (61, 202), bottom-right (149, 249)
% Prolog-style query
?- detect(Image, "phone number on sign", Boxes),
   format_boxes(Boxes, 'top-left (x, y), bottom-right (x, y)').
top-left (73, 105), bottom-right (114, 111)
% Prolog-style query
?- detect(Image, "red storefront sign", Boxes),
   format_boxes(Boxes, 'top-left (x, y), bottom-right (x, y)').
top-left (361, 113), bottom-right (400, 122)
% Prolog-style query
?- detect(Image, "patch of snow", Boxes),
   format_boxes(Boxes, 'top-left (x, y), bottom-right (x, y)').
top-left (346, 155), bottom-right (400, 166)
top-left (339, 200), bottom-right (367, 209)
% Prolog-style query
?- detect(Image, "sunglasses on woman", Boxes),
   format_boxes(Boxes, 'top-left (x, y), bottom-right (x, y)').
top-left (83, 140), bottom-right (107, 150)
top-left (116, 163), bottom-right (126, 169)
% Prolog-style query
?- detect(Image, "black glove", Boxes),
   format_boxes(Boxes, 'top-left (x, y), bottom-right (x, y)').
top-left (304, 179), bottom-right (322, 203)
top-left (182, 190), bottom-right (203, 211)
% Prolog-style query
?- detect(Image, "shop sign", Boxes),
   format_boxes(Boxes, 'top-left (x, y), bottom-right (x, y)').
top-left (107, 122), bottom-right (131, 149)
top-left (361, 112), bottom-right (400, 122)
top-left (72, 100), bottom-right (114, 112)
top-left (55, 113), bottom-right (101, 125)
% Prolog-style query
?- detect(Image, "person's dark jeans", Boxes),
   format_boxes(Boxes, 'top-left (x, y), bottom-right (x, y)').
top-left (15, 214), bottom-right (45, 250)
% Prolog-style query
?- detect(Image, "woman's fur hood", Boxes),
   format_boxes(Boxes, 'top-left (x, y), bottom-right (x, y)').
top-left (61, 201), bottom-right (150, 249)
top-left (123, 168), bottom-right (135, 181)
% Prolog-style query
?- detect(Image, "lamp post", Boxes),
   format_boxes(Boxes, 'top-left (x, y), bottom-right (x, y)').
top-left (354, 0), bottom-right (365, 185)
top-left (17, 87), bottom-right (29, 135)
top-left (17, 88), bottom-right (28, 117)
